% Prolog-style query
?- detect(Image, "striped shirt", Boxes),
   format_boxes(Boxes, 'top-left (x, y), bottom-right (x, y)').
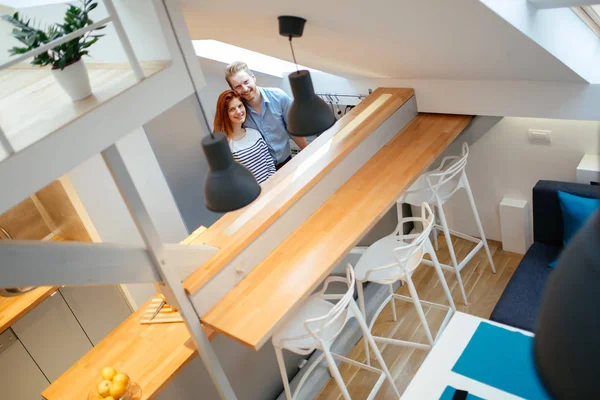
top-left (229, 128), bottom-right (276, 184)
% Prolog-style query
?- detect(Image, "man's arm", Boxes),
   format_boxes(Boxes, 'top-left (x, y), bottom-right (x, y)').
top-left (291, 136), bottom-right (309, 150)
top-left (279, 89), bottom-right (309, 150)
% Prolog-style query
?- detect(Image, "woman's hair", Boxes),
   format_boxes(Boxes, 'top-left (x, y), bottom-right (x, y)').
top-left (214, 90), bottom-right (244, 138)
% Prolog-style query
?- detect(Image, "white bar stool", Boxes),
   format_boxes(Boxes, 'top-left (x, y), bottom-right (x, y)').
top-left (272, 265), bottom-right (400, 400)
top-left (399, 143), bottom-right (496, 305)
top-left (354, 203), bottom-right (456, 365)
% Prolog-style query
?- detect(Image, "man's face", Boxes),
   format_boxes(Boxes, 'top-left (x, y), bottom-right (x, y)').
top-left (229, 71), bottom-right (258, 102)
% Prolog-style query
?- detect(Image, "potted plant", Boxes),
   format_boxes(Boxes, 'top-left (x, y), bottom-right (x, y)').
top-left (2, 0), bottom-right (105, 101)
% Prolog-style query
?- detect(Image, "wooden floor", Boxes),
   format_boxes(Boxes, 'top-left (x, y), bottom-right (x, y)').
top-left (0, 62), bottom-right (168, 154)
top-left (315, 236), bottom-right (522, 400)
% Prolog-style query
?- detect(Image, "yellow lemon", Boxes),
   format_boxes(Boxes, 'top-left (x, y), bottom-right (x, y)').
top-left (101, 366), bottom-right (117, 381)
top-left (97, 380), bottom-right (111, 397)
top-left (109, 381), bottom-right (128, 399)
top-left (113, 373), bottom-right (130, 386)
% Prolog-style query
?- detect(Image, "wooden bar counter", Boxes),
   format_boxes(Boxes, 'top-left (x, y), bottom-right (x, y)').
top-left (201, 113), bottom-right (473, 350)
top-left (42, 88), bottom-right (473, 399)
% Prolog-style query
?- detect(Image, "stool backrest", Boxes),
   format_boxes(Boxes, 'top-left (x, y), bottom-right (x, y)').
top-left (304, 264), bottom-right (356, 344)
top-left (365, 203), bottom-right (435, 284)
top-left (425, 142), bottom-right (469, 203)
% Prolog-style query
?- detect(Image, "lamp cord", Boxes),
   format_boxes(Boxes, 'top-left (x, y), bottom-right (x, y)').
top-left (289, 36), bottom-right (299, 74)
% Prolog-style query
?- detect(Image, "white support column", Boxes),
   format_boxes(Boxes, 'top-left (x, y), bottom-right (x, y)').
top-left (103, 0), bottom-right (145, 80)
top-left (101, 144), bottom-right (237, 400)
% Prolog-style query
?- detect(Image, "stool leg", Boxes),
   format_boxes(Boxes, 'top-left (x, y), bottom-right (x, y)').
top-left (356, 280), bottom-right (371, 366)
top-left (433, 206), bottom-right (439, 251)
top-left (349, 301), bottom-right (401, 398)
top-left (436, 204), bottom-right (468, 305)
top-left (322, 346), bottom-right (352, 400)
top-left (405, 274), bottom-right (434, 346)
top-left (427, 240), bottom-right (456, 311)
top-left (274, 345), bottom-right (293, 400)
top-left (462, 176), bottom-right (497, 274)
top-left (389, 284), bottom-right (398, 322)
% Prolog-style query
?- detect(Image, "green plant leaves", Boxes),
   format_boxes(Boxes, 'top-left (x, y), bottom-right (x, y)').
top-left (2, 0), bottom-right (104, 69)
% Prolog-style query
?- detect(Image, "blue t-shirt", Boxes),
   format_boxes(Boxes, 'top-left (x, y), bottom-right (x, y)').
top-left (243, 87), bottom-right (292, 165)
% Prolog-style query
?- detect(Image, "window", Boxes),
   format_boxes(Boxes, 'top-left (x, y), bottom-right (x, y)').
top-left (572, 6), bottom-right (600, 37)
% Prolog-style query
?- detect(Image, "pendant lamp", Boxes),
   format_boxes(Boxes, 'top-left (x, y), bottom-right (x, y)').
top-left (202, 132), bottom-right (261, 212)
top-left (278, 16), bottom-right (336, 137)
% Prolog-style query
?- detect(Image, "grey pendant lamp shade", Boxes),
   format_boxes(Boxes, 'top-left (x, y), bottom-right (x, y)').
top-left (279, 16), bottom-right (336, 137)
top-left (202, 132), bottom-right (261, 212)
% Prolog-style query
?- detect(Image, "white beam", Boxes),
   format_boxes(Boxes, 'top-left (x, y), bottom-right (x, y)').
top-left (0, 241), bottom-right (217, 287)
top-left (528, 0), bottom-right (599, 9)
top-left (0, 241), bottom-right (159, 286)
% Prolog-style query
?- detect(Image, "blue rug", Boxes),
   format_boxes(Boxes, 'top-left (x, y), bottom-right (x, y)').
top-left (452, 322), bottom-right (551, 400)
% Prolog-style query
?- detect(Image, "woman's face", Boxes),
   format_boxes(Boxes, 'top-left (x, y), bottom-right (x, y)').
top-left (227, 97), bottom-right (246, 126)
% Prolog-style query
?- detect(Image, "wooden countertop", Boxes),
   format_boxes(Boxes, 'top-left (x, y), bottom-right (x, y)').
top-left (42, 227), bottom-right (211, 400)
top-left (183, 88), bottom-right (415, 295)
top-left (201, 113), bottom-right (473, 350)
top-left (0, 286), bottom-right (59, 333)
top-left (41, 296), bottom-right (199, 400)
top-left (0, 236), bottom-right (66, 333)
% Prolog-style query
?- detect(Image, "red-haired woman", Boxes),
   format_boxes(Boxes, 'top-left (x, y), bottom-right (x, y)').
top-left (214, 90), bottom-right (275, 184)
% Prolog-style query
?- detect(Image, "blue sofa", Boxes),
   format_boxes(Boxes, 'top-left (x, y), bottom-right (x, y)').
top-left (489, 180), bottom-right (599, 332)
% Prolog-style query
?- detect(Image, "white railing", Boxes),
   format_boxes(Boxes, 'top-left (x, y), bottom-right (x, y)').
top-left (0, 0), bottom-right (145, 158)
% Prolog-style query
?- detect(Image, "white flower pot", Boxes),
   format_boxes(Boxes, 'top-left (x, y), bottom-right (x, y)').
top-left (51, 59), bottom-right (92, 101)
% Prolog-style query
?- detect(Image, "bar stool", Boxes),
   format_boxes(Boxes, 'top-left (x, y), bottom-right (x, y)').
top-left (272, 264), bottom-right (400, 400)
top-left (354, 203), bottom-right (456, 365)
top-left (399, 143), bottom-right (496, 305)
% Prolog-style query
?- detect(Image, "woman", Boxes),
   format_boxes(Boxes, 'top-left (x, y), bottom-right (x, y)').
top-left (214, 90), bottom-right (276, 184)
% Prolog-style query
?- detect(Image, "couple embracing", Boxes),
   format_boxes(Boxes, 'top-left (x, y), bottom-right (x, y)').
top-left (213, 62), bottom-right (309, 184)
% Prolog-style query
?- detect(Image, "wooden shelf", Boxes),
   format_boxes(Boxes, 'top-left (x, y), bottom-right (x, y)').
top-left (0, 62), bottom-right (168, 155)
top-left (201, 113), bottom-right (473, 350)
top-left (183, 88), bottom-right (415, 295)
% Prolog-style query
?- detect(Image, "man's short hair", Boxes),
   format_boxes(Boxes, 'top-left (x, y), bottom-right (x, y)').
top-left (225, 61), bottom-right (253, 87)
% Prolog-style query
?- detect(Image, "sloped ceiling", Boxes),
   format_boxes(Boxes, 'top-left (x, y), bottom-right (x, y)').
top-left (182, 0), bottom-right (583, 82)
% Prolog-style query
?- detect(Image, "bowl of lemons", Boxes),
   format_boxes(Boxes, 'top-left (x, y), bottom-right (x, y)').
top-left (89, 366), bottom-right (140, 400)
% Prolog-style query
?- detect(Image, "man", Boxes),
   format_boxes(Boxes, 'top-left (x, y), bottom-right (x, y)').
top-left (225, 61), bottom-right (309, 170)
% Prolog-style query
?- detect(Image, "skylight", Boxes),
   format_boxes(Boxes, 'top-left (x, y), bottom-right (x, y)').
top-left (192, 40), bottom-right (318, 78)
top-left (572, 6), bottom-right (600, 37)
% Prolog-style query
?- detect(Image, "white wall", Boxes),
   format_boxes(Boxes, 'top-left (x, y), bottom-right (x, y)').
top-left (197, 56), bottom-right (286, 130)
top-left (0, 0), bottom-right (169, 65)
top-left (443, 117), bottom-right (600, 242)
top-left (68, 128), bottom-right (188, 309)
top-left (144, 94), bottom-right (223, 231)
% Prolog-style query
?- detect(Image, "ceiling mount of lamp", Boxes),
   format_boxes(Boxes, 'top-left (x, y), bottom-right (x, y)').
top-left (278, 16), bottom-right (336, 137)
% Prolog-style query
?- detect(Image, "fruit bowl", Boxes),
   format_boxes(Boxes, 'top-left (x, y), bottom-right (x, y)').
top-left (88, 381), bottom-right (142, 400)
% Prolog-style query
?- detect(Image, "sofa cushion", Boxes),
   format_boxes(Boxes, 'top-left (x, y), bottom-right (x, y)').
top-left (533, 181), bottom-right (599, 247)
top-left (489, 242), bottom-right (561, 332)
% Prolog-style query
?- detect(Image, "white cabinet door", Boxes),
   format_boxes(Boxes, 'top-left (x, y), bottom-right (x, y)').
top-left (11, 291), bottom-right (93, 382)
top-left (60, 285), bottom-right (132, 345)
top-left (0, 328), bottom-right (49, 399)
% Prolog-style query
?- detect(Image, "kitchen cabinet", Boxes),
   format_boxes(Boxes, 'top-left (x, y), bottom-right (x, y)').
top-left (11, 291), bottom-right (93, 382)
top-left (0, 328), bottom-right (49, 399)
top-left (60, 285), bottom-right (132, 345)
